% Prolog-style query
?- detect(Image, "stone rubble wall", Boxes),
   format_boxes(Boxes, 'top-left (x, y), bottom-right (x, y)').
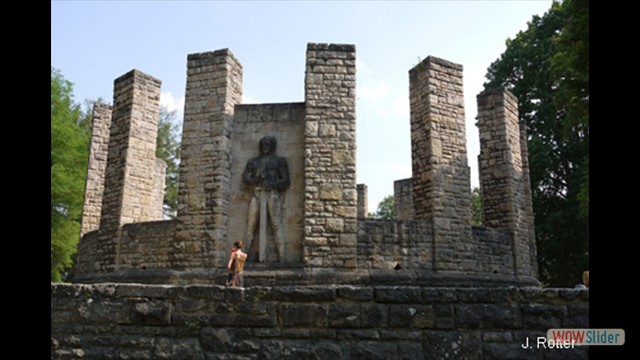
top-left (409, 56), bottom-right (475, 272)
top-left (51, 283), bottom-right (588, 360)
top-left (303, 43), bottom-right (358, 269)
top-left (80, 103), bottom-right (112, 236)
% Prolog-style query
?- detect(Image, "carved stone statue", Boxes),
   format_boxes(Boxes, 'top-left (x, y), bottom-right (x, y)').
top-left (242, 136), bottom-right (290, 263)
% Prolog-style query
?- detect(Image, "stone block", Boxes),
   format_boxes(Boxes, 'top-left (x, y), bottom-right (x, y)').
top-left (456, 304), bottom-right (521, 329)
top-left (361, 304), bottom-right (388, 328)
top-left (326, 218), bottom-right (344, 232)
top-left (267, 287), bottom-right (336, 302)
top-left (200, 328), bottom-right (234, 352)
top-left (319, 185), bottom-right (343, 200)
top-left (397, 342), bottom-right (425, 359)
top-left (351, 341), bottom-right (397, 360)
top-left (311, 342), bottom-right (344, 359)
top-left (337, 286), bottom-right (374, 301)
top-left (375, 286), bottom-right (422, 303)
top-left (130, 300), bottom-right (172, 325)
top-left (329, 304), bottom-right (361, 328)
top-left (153, 338), bottom-right (204, 360)
top-left (279, 304), bottom-right (328, 327)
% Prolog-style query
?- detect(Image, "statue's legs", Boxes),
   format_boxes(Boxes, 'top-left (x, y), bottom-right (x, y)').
top-left (267, 191), bottom-right (286, 263)
top-left (244, 192), bottom-right (260, 259)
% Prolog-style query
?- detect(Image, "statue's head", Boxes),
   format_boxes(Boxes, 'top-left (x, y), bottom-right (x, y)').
top-left (259, 136), bottom-right (277, 156)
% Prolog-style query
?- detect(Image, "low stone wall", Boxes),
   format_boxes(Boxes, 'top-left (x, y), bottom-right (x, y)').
top-left (119, 220), bottom-right (177, 270)
top-left (51, 283), bottom-right (588, 359)
top-left (358, 221), bottom-right (516, 276)
top-left (75, 220), bottom-right (177, 276)
top-left (357, 220), bottom-right (432, 270)
top-left (475, 226), bottom-right (514, 275)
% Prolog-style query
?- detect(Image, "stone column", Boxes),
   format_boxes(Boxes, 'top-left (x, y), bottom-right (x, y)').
top-left (357, 184), bottom-right (368, 220)
top-left (393, 178), bottom-right (415, 221)
top-left (153, 158), bottom-right (167, 219)
top-left (304, 43), bottom-right (357, 269)
top-left (174, 49), bottom-right (243, 269)
top-left (80, 103), bottom-right (112, 236)
top-left (476, 87), bottom-right (537, 278)
top-left (98, 69), bottom-right (162, 271)
top-left (409, 56), bottom-right (474, 272)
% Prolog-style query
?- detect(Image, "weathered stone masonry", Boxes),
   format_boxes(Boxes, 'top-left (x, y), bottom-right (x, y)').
top-left (304, 43), bottom-right (358, 269)
top-left (76, 44), bottom-right (537, 285)
top-left (477, 87), bottom-right (537, 278)
top-left (51, 283), bottom-right (588, 360)
top-left (80, 103), bottom-right (112, 237)
top-left (409, 56), bottom-right (474, 272)
top-left (65, 43), bottom-right (583, 359)
top-left (175, 49), bottom-right (243, 269)
top-left (92, 70), bottom-right (164, 272)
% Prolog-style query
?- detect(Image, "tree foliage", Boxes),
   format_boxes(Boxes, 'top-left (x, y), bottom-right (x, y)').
top-left (156, 106), bottom-right (181, 218)
top-left (484, 0), bottom-right (588, 286)
top-left (51, 67), bottom-right (89, 282)
top-left (370, 195), bottom-right (395, 220)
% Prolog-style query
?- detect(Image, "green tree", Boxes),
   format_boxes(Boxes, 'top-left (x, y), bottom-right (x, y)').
top-left (370, 195), bottom-right (395, 220)
top-left (471, 187), bottom-right (483, 227)
top-left (484, 0), bottom-right (588, 286)
top-left (156, 106), bottom-right (181, 218)
top-left (51, 67), bottom-right (89, 282)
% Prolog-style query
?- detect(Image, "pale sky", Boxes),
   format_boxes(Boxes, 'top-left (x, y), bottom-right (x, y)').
top-left (51, 0), bottom-right (553, 213)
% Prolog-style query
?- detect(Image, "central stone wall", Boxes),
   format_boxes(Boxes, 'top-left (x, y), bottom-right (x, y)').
top-left (51, 283), bottom-right (588, 360)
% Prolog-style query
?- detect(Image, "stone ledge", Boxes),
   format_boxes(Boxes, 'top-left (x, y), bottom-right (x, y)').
top-left (73, 268), bottom-right (541, 288)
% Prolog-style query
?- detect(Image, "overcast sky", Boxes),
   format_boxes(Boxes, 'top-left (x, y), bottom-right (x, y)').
top-left (51, 0), bottom-right (553, 213)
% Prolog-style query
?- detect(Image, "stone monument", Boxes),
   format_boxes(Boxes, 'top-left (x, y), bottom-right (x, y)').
top-left (241, 135), bottom-right (290, 263)
top-left (75, 43), bottom-right (537, 287)
top-left (54, 42), bottom-right (588, 360)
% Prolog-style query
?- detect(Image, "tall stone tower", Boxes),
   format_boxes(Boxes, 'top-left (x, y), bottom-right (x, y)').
top-left (476, 87), bottom-right (537, 278)
top-left (80, 103), bottom-right (112, 237)
top-left (409, 56), bottom-right (475, 272)
top-left (303, 43), bottom-right (358, 269)
top-left (174, 49), bottom-right (243, 269)
top-left (96, 70), bottom-right (164, 271)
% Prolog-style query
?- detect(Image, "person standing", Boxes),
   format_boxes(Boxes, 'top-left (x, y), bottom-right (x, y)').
top-left (226, 240), bottom-right (248, 287)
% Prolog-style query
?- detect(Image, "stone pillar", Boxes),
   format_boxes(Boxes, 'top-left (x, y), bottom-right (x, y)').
top-left (476, 87), bottom-right (537, 278)
top-left (393, 178), bottom-right (415, 221)
top-left (98, 69), bottom-right (162, 270)
top-left (153, 158), bottom-right (167, 219)
top-left (409, 56), bottom-right (474, 272)
top-left (174, 49), bottom-right (243, 269)
top-left (357, 184), bottom-right (368, 220)
top-left (304, 43), bottom-right (357, 269)
top-left (80, 103), bottom-right (112, 236)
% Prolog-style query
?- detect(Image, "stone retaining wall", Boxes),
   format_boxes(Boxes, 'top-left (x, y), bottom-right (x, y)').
top-left (51, 283), bottom-right (588, 359)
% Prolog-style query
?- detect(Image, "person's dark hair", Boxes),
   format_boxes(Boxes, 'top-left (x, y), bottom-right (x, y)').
top-left (234, 240), bottom-right (244, 249)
